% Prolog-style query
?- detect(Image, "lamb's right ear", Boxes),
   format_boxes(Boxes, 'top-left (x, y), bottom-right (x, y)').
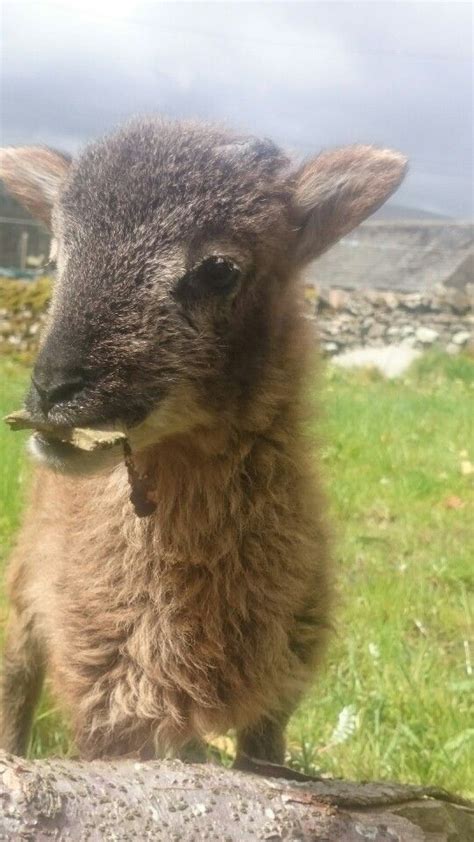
top-left (291, 145), bottom-right (408, 265)
top-left (0, 147), bottom-right (71, 229)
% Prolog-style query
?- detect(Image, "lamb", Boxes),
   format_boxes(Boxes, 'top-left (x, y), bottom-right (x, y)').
top-left (0, 119), bottom-right (406, 762)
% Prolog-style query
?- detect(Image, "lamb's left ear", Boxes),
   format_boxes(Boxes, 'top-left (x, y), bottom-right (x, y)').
top-left (0, 147), bottom-right (71, 229)
top-left (292, 145), bottom-right (407, 265)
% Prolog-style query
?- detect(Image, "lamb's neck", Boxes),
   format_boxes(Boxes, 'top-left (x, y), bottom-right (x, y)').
top-left (129, 402), bottom-right (302, 568)
top-left (127, 307), bottom-right (312, 560)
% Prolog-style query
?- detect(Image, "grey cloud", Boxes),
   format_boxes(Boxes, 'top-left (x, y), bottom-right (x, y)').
top-left (1, 1), bottom-right (472, 216)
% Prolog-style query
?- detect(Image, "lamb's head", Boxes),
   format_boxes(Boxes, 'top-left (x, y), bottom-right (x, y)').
top-left (1, 118), bottom-right (406, 472)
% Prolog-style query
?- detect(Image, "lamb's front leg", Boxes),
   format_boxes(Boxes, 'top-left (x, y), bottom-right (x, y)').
top-left (235, 714), bottom-right (288, 766)
top-left (0, 606), bottom-right (45, 756)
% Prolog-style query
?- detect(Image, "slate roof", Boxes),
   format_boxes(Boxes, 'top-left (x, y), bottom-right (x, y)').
top-left (304, 221), bottom-right (474, 292)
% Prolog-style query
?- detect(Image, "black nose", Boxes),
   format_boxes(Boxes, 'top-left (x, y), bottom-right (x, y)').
top-left (32, 369), bottom-right (87, 416)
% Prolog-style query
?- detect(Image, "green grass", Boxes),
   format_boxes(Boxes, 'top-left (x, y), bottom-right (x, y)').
top-left (0, 360), bottom-right (30, 543)
top-left (1, 353), bottom-right (473, 794)
top-left (0, 360), bottom-right (77, 757)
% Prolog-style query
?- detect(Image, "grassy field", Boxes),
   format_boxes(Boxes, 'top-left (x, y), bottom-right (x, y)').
top-left (0, 353), bottom-right (473, 795)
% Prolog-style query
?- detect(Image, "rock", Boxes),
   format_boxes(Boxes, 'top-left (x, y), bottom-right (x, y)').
top-left (445, 288), bottom-right (471, 315)
top-left (401, 293), bottom-right (423, 311)
top-left (416, 326), bottom-right (439, 344)
top-left (367, 322), bottom-right (385, 339)
top-left (400, 324), bottom-right (415, 337)
top-left (323, 341), bottom-right (339, 354)
top-left (325, 322), bottom-right (344, 336)
top-left (333, 345), bottom-right (421, 378)
top-left (451, 330), bottom-right (471, 345)
top-left (382, 291), bottom-right (399, 310)
top-left (328, 288), bottom-right (348, 310)
top-left (446, 343), bottom-right (460, 355)
top-left (317, 289), bottom-right (331, 311)
top-left (431, 312), bottom-right (458, 325)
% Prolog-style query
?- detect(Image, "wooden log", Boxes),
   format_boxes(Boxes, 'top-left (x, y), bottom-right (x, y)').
top-left (3, 410), bottom-right (126, 452)
top-left (0, 752), bottom-right (472, 841)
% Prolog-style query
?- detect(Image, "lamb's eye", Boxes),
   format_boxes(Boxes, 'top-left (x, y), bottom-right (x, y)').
top-left (196, 256), bottom-right (241, 290)
top-left (174, 256), bottom-right (242, 302)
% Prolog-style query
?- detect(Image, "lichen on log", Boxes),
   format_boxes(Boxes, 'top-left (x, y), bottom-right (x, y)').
top-left (0, 752), bottom-right (472, 841)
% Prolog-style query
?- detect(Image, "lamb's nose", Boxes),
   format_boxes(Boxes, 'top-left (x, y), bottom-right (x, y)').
top-left (31, 370), bottom-right (87, 416)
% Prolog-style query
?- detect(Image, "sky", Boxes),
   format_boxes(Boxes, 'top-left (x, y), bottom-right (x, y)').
top-left (1, 0), bottom-right (472, 217)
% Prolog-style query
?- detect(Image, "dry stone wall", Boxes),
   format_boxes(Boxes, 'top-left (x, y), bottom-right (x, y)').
top-left (305, 283), bottom-right (473, 356)
top-left (0, 277), bottom-right (472, 361)
top-left (0, 276), bottom-right (51, 361)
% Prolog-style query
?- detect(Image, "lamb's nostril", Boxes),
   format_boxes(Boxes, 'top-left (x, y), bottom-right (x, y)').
top-left (32, 372), bottom-right (87, 416)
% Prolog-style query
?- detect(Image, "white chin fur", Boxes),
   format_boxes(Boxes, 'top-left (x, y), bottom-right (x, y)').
top-left (27, 434), bottom-right (123, 476)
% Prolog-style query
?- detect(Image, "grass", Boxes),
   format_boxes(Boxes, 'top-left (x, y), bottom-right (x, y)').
top-left (0, 352), bottom-right (473, 794)
top-left (0, 275), bottom-right (52, 314)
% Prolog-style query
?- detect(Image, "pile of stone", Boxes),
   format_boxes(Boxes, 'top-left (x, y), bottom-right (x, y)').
top-left (0, 275), bottom-right (51, 360)
top-left (305, 284), bottom-right (473, 356)
top-left (0, 278), bottom-right (472, 361)
top-left (0, 306), bottom-right (47, 358)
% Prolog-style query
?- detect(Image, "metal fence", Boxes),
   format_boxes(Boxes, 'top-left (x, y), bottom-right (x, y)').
top-left (0, 217), bottom-right (51, 273)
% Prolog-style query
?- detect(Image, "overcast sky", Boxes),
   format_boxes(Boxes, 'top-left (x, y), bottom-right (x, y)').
top-left (1, 1), bottom-right (472, 217)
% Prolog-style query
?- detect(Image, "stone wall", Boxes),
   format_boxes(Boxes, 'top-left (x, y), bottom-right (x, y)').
top-left (305, 283), bottom-right (473, 356)
top-left (0, 277), bottom-right (51, 360)
top-left (0, 277), bottom-right (472, 361)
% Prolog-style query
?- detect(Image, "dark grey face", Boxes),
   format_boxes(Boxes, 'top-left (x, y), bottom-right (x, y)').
top-left (1, 118), bottom-right (407, 471)
top-left (26, 121), bottom-right (293, 442)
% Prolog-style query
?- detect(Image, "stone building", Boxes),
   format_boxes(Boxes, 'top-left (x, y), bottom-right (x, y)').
top-left (304, 221), bottom-right (473, 292)
top-left (0, 185), bottom-right (50, 272)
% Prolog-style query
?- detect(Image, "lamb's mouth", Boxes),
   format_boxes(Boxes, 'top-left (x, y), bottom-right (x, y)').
top-left (30, 430), bottom-right (158, 516)
top-left (29, 431), bottom-right (125, 475)
top-left (6, 410), bottom-right (159, 515)
top-left (5, 402), bottom-right (165, 477)
top-left (3, 408), bottom-right (125, 475)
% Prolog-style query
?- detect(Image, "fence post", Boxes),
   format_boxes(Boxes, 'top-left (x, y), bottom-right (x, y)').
top-left (19, 229), bottom-right (29, 271)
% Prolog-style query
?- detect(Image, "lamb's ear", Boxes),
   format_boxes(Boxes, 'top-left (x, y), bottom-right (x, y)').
top-left (292, 146), bottom-right (407, 264)
top-left (0, 147), bottom-right (71, 229)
